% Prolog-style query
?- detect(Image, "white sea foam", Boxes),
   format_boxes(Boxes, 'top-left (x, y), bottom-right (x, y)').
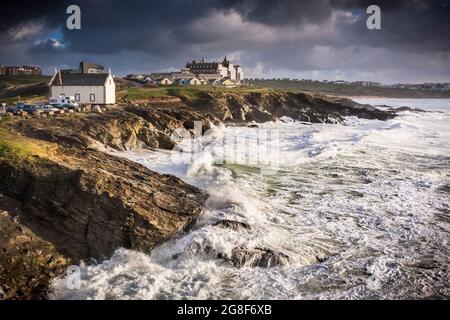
top-left (51, 99), bottom-right (450, 300)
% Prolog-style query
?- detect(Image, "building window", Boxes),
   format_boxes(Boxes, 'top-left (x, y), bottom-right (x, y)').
top-left (90, 94), bottom-right (95, 102)
top-left (75, 94), bottom-right (80, 102)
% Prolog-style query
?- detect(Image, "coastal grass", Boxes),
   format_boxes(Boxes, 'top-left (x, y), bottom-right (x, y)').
top-left (0, 129), bottom-right (55, 160)
top-left (120, 85), bottom-right (279, 102)
top-left (250, 79), bottom-right (450, 98)
top-left (0, 75), bottom-right (51, 86)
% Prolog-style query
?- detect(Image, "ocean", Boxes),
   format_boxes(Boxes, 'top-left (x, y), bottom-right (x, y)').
top-left (50, 98), bottom-right (450, 299)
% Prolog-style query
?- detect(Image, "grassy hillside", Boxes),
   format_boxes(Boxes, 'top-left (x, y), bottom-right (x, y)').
top-left (119, 85), bottom-right (275, 102)
top-left (250, 79), bottom-right (450, 98)
top-left (0, 75), bottom-right (51, 104)
top-left (0, 128), bottom-right (55, 160)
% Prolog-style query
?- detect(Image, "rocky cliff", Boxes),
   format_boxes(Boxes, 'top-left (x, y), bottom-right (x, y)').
top-left (175, 90), bottom-right (396, 123)
top-left (0, 124), bottom-right (208, 299)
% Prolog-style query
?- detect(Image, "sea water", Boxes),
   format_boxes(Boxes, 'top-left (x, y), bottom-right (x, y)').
top-left (51, 99), bottom-right (450, 299)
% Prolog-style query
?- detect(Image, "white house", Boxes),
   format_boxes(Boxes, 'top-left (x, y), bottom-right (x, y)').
top-left (154, 77), bottom-right (173, 85)
top-left (49, 68), bottom-right (115, 104)
top-left (178, 77), bottom-right (201, 86)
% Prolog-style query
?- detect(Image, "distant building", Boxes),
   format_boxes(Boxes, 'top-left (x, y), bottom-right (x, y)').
top-left (49, 68), bottom-right (115, 104)
top-left (153, 77), bottom-right (173, 85)
top-left (177, 77), bottom-right (202, 86)
top-left (0, 65), bottom-right (42, 76)
top-left (145, 56), bottom-right (245, 86)
top-left (219, 79), bottom-right (236, 87)
top-left (126, 74), bottom-right (144, 81)
top-left (353, 81), bottom-right (382, 87)
top-left (186, 57), bottom-right (244, 81)
top-left (80, 61), bottom-right (105, 74)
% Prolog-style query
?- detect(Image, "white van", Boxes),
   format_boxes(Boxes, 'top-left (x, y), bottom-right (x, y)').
top-left (49, 95), bottom-right (80, 109)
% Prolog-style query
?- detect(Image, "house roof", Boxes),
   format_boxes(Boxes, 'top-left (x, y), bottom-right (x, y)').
top-left (154, 77), bottom-right (172, 82)
top-left (50, 72), bottom-right (109, 86)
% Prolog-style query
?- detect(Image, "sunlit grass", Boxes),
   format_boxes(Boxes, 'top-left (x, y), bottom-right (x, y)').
top-left (120, 85), bottom-right (279, 102)
top-left (0, 129), bottom-right (56, 160)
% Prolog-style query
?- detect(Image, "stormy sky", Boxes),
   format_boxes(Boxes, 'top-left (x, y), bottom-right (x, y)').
top-left (1, 0), bottom-right (449, 83)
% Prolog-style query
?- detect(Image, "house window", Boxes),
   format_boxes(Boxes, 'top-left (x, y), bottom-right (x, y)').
top-left (90, 94), bottom-right (95, 102)
top-left (75, 94), bottom-right (80, 102)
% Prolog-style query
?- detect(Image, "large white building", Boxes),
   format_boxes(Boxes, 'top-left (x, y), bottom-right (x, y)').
top-left (49, 68), bottom-right (116, 104)
top-left (185, 57), bottom-right (244, 82)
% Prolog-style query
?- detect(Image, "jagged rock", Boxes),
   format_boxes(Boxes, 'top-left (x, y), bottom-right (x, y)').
top-left (0, 196), bottom-right (69, 300)
top-left (0, 146), bottom-right (207, 298)
top-left (227, 247), bottom-right (291, 268)
top-left (177, 91), bottom-right (396, 123)
top-left (0, 151), bottom-right (207, 262)
top-left (213, 219), bottom-right (251, 231)
top-left (438, 184), bottom-right (450, 193)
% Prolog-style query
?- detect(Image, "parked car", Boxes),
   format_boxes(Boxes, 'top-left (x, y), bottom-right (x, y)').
top-left (39, 105), bottom-right (59, 113)
top-left (49, 96), bottom-right (80, 110)
top-left (15, 102), bottom-right (25, 111)
top-left (6, 106), bottom-right (19, 115)
top-left (22, 104), bottom-right (40, 114)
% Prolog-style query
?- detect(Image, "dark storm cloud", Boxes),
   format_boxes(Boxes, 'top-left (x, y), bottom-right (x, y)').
top-left (0, 0), bottom-right (67, 31)
top-left (1, 0), bottom-right (449, 82)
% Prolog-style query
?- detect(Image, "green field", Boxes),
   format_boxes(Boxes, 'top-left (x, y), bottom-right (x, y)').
top-left (0, 75), bottom-right (51, 104)
top-left (0, 128), bottom-right (55, 160)
top-left (249, 79), bottom-right (450, 98)
top-left (0, 75), bottom-right (51, 86)
top-left (118, 85), bottom-right (275, 102)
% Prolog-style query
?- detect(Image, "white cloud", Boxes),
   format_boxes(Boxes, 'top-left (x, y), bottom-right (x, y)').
top-left (7, 20), bottom-right (45, 41)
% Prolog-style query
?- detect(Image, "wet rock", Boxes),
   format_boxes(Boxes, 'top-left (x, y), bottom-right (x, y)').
top-left (227, 246), bottom-right (291, 268)
top-left (438, 184), bottom-right (450, 194)
top-left (186, 240), bottom-right (216, 257)
top-left (213, 219), bottom-right (251, 231)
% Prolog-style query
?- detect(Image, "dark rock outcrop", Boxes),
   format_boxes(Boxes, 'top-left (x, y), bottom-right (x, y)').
top-left (0, 145), bottom-right (207, 299)
top-left (0, 195), bottom-right (69, 300)
top-left (186, 239), bottom-right (290, 268)
top-left (176, 91), bottom-right (397, 123)
top-left (0, 150), bottom-right (207, 262)
top-left (213, 219), bottom-right (251, 231)
top-left (227, 247), bottom-right (291, 268)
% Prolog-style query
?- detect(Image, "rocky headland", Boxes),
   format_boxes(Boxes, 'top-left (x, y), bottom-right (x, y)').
top-left (0, 90), bottom-right (401, 299)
